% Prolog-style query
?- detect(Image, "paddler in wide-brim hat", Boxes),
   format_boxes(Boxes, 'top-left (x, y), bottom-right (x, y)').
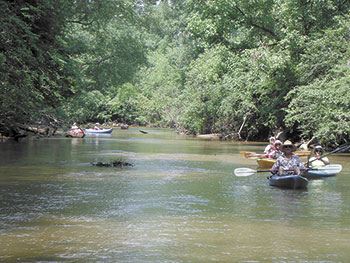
top-left (271, 140), bottom-right (304, 176)
top-left (280, 140), bottom-right (297, 152)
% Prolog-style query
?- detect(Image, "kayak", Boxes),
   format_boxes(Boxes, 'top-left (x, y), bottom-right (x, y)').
top-left (301, 164), bottom-right (342, 179)
top-left (242, 151), bottom-right (264, 159)
top-left (257, 158), bottom-right (276, 169)
top-left (302, 169), bottom-right (338, 179)
top-left (269, 174), bottom-right (308, 189)
top-left (65, 128), bottom-right (85, 138)
top-left (294, 150), bottom-right (312, 158)
top-left (257, 150), bottom-right (312, 169)
top-left (242, 150), bottom-right (311, 160)
top-left (85, 128), bottom-right (113, 134)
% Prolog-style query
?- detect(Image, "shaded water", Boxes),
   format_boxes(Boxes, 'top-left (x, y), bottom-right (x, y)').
top-left (1, 128), bottom-right (350, 262)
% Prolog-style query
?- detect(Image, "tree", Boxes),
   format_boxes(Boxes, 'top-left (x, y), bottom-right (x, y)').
top-left (0, 0), bottom-right (76, 136)
top-left (63, 0), bottom-right (147, 123)
top-left (285, 18), bottom-right (350, 145)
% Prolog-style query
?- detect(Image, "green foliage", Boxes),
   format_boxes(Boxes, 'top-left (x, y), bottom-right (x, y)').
top-left (186, 0), bottom-right (281, 50)
top-left (74, 21), bottom-right (146, 92)
top-left (286, 66), bottom-right (350, 145)
top-left (285, 18), bottom-right (350, 145)
top-left (106, 83), bottom-right (139, 123)
top-left (134, 45), bottom-right (188, 127)
top-left (129, 1), bottom-right (198, 128)
top-left (65, 90), bottom-right (107, 122)
top-left (2, 0), bottom-right (350, 146)
top-left (179, 45), bottom-right (231, 133)
top-left (61, 0), bottom-right (147, 123)
top-left (0, 0), bottom-right (75, 126)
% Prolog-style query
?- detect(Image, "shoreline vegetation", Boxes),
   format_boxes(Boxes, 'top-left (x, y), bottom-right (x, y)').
top-left (0, 122), bottom-right (130, 141)
top-left (0, 121), bottom-right (314, 152)
top-left (2, 1), bottom-right (350, 148)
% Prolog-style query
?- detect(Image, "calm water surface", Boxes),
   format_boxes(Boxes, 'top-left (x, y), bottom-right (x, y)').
top-left (1, 128), bottom-right (350, 262)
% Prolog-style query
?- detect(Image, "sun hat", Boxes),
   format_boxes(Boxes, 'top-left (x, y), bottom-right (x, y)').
top-left (314, 145), bottom-right (324, 153)
top-left (280, 140), bottom-right (297, 152)
top-left (275, 140), bottom-right (282, 145)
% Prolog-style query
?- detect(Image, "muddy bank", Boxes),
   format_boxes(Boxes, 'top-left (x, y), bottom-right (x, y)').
top-left (0, 122), bottom-right (59, 141)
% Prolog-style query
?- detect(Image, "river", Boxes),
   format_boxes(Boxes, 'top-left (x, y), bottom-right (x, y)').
top-left (1, 128), bottom-right (350, 262)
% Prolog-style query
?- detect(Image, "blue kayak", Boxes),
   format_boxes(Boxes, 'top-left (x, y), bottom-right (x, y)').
top-left (85, 128), bottom-right (113, 134)
top-left (302, 170), bottom-right (337, 179)
top-left (302, 164), bottom-right (342, 179)
top-left (269, 175), bottom-right (308, 189)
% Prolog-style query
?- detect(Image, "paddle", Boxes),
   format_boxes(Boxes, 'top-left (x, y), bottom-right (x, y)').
top-left (241, 150), bottom-right (311, 160)
top-left (234, 164), bottom-right (342, 177)
top-left (240, 151), bottom-right (263, 155)
top-left (239, 151), bottom-right (265, 160)
top-left (234, 168), bottom-right (271, 177)
top-left (307, 164), bottom-right (342, 173)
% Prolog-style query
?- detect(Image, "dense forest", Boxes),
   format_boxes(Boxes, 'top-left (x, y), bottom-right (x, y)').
top-left (1, 0), bottom-right (350, 146)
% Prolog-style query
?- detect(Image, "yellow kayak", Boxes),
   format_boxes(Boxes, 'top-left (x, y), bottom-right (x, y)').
top-left (256, 150), bottom-right (312, 169)
top-left (257, 158), bottom-right (276, 169)
top-left (294, 150), bottom-right (312, 157)
top-left (241, 150), bottom-right (311, 159)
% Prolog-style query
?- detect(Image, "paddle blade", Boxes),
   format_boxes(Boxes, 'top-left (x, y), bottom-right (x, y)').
top-left (317, 164), bottom-right (342, 173)
top-left (234, 168), bottom-right (257, 177)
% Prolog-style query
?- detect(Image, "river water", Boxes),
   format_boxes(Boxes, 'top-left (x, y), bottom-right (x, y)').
top-left (1, 128), bottom-right (350, 262)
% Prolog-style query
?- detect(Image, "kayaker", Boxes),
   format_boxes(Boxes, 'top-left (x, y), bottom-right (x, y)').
top-left (264, 137), bottom-right (276, 157)
top-left (269, 140), bottom-right (282, 159)
top-left (68, 122), bottom-right (84, 137)
top-left (71, 122), bottom-right (79, 130)
top-left (307, 145), bottom-right (329, 168)
top-left (270, 140), bottom-right (305, 176)
top-left (94, 123), bottom-right (101, 130)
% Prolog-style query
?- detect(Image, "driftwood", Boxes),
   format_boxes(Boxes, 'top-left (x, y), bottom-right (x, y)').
top-left (91, 160), bottom-right (133, 168)
top-left (236, 114), bottom-right (248, 140)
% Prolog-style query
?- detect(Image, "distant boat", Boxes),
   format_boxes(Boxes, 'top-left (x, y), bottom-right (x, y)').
top-left (85, 128), bottom-right (113, 134)
top-left (65, 128), bottom-right (85, 138)
top-left (120, 124), bottom-right (129, 130)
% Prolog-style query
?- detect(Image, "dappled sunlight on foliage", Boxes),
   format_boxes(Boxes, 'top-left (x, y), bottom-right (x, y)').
top-left (2, 0), bottom-right (350, 145)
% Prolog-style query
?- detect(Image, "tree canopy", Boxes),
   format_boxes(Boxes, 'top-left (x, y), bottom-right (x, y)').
top-left (1, 0), bottom-right (350, 145)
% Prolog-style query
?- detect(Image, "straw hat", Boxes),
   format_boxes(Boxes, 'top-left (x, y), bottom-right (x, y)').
top-left (280, 140), bottom-right (297, 152)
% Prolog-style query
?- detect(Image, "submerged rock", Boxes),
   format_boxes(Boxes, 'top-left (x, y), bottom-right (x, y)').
top-left (91, 160), bottom-right (133, 168)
